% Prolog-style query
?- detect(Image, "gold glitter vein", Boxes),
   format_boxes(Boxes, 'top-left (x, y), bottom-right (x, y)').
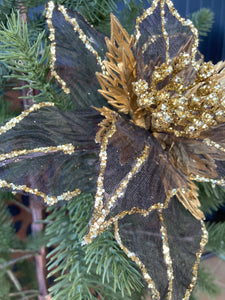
top-left (94, 122), bottom-right (117, 212)
top-left (135, 0), bottom-right (158, 45)
top-left (0, 144), bottom-right (75, 163)
top-left (183, 220), bottom-right (208, 300)
top-left (190, 174), bottom-right (225, 187)
top-left (82, 122), bottom-right (117, 244)
top-left (0, 179), bottom-right (81, 205)
top-left (114, 221), bottom-right (160, 300)
top-left (101, 188), bottom-right (177, 231)
top-left (165, 0), bottom-right (199, 64)
top-left (57, 4), bottom-right (106, 73)
top-left (0, 102), bottom-right (54, 137)
top-left (105, 145), bottom-right (150, 214)
top-left (83, 142), bottom-right (150, 245)
top-left (159, 210), bottom-right (174, 300)
top-left (203, 138), bottom-right (225, 153)
top-left (46, 2), bottom-right (70, 94)
top-left (160, 0), bottom-right (170, 62)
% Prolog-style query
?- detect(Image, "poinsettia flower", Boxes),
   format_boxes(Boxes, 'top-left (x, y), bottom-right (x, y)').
top-left (1, 0), bottom-right (225, 299)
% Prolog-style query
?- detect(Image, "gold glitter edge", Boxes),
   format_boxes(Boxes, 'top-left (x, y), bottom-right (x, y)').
top-left (134, 0), bottom-right (159, 45)
top-left (159, 210), bottom-right (174, 300)
top-left (166, 0), bottom-right (199, 63)
top-left (190, 174), bottom-right (225, 187)
top-left (57, 4), bottom-right (106, 74)
top-left (183, 220), bottom-right (208, 300)
top-left (0, 178), bottom-right (81, 205)
top-left (0, 102), bottom-right (54, 137)
top-left (0, 144), bottom-right (75, 163)
top-left (203, 138), bottom-right (225, 153)
top-left (46, 1), bottom-right (70, 94)
top-left (114, 220), bottom-right (160, 300)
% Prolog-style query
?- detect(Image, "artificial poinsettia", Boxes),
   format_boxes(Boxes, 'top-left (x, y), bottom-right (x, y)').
top-left (1, 0), bottom-right (225, 299)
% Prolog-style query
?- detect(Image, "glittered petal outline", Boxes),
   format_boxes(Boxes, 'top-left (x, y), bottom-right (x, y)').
top-left (46, 1), bottom-right (106, 94)
top-left (134, 0), bottom-right (199, 64)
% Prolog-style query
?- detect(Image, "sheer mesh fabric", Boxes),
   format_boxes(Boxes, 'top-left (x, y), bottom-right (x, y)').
top-left (0, 107), bottom-right (102, 201)
top-left (51, 8), bottom-right (108, 108)
top-left (117, 198), bottom-right (202, 300)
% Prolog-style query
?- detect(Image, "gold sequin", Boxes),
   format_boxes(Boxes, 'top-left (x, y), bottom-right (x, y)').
top-left (190, 174), bottom-right (225, 187)
top-left (160, 0), bottom-right (170, 63)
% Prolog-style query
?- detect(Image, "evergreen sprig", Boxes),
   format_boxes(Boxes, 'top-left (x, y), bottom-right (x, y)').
top-left (190, 8), bottom-right (214, 38)
top-left (0, 11), bottom-right (65, 106)
top-left (0, 195), bottom-right (16, 299)
top-left (206, 222), bottom-right (225, 255)
top-left (46, 193), bottom-right (144, 300)
top-left (0, 195), bottom-right (15, 254)
top-left (197, 182), bottom-right (225, 215)
top-left (0, 0), bottom-right (20, 23)
top-left (0, 97), bottom-right (21, 123)
top-left (194, 266), bottom-right (221, 298)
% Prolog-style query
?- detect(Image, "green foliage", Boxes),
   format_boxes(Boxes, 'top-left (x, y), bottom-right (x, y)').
top-left (197, 182), bottom-right (225, 216)
top-left (0, 12), bottom-right (54, 101)
top-left (0, 268), bottom-right (11, 300)
top-left (0, 97), bottom-right (21, 123)
top-left (0, 195), bottom-right (15, 254)
top-left (0, 195), bottom-right (15, 298)
top-left (206, 222), bottom-right (225, 255)
top-left (46, 193), bottom-right (144, 300)
top-left (119, 0), bottom-right (145, 34)
top-left (0, 0), bottom-right (20, 23)
top-left (192, 265), bottom-right (221, 299)
top-left (0, 11), bottom-right (73, 110)
top-left (190, 8), bottom-right (214, 38)
top-left (27, 13), bottom-right (47, 44)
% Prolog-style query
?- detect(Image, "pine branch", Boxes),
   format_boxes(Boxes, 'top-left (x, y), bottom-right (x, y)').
top-left (0, 97), bottom-right (21, 123)
top-left (205, 222), bottom-right (225, 255)
top-left (119, 0), bottom-right (145, 34)
top-left (190, 8), bottom-right (214, 38)
top-left (45, 193), bottom-right (144, 300)
top-left (0, 11), bottom-right (72, 110)
top-left (197, 182), bottom-right (225, 216)
top-left (0, 195), bottom-right (16, 253)
top-left (0, 0), bottom-right (20, 23)
top-left (194, 265), bottom-right (221, 298)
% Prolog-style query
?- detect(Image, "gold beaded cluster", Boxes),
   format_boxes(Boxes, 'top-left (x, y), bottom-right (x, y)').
top-left (132, 58), bottom-right (225, 138)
